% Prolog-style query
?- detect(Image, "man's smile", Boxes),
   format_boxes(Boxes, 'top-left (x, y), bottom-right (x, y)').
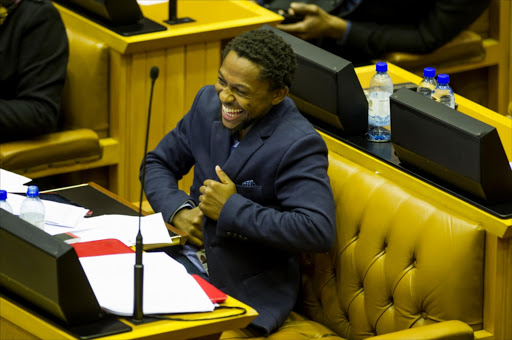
top-left (222, 105), bottom-right (244, 121)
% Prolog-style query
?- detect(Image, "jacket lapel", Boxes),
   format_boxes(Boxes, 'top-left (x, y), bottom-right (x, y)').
top-left (210, 121), bottom-right (232, 179)
top-left (221, 107), bottom-right (281, 182)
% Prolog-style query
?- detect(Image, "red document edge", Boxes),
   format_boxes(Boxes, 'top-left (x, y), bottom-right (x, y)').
top-left (72, 241), bottom-right (226, 304)
top-left (191, 274), bottom-right (227, 303)
top-left (71, 239), bottom-right (134, 258)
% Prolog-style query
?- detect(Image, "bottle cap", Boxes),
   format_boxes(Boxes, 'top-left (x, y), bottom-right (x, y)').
top-left (437, 74), bottom-right (450, 85)
top-left (423, 67), bottom-right (435, 78)
top-left (26, 185), bottom-right (39, 197)
top-left (0, 190), bottom-right (7, 200)
top-left (376, 62), bottom-right (387, 72)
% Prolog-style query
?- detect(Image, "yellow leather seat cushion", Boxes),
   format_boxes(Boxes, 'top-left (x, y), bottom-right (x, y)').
top-left (221, 312), bottom-right (343, 339)
top-left (221, 149), bottom-right (484, 339)
top-left (300, 152), bottom-right (485, 338)
top-left (0, 129), bottom-right (101, 171)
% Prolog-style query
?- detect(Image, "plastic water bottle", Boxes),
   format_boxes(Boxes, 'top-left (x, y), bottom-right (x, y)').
top-left (432, 74), bottom-right (455, 109)
top-left (417, 67), bottom-right (437, 98)
top-left (0, 190), bottom-right (13, 214)
top-left (367, 62), bottom-right (393, 142)
top-left (19, 185), bottom-right (45, 230)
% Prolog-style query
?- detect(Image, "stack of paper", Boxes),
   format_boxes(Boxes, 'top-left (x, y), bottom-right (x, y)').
top-left (66, 213), bottom-right (175, 248)
top-left (0, 169), bottom-right (31, 193)
top-left (79, 252), bottom-right (215, 315)
top-left (5, 193), bottom-right (89, 233)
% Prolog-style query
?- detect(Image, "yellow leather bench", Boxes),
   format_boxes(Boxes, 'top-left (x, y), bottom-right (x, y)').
top-left (0, 25), bottom-right (118, 180)
top-left (221, 137), bottom-right (485, 339)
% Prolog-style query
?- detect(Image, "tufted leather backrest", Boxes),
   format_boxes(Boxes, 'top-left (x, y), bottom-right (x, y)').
top-left (60, 28), bottom-right (109, 138)
top-left (300, 150), bottom-right (485, 339)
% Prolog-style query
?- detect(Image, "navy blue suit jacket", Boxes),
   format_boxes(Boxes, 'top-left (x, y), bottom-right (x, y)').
top-left (143, 85), bottom-right (336, 334)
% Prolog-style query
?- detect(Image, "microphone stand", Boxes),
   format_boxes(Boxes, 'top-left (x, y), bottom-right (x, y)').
top-left (164, 0), bottom-right (195, 25)
top-left (132, 66), bottom-right (159, 323)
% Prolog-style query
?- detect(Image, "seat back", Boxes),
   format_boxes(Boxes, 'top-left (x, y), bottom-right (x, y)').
top-left (300, 150), bottom-right (485, 339)
top-left (60, 28), bottom-right (109, 138)
top-left (0, 26), bottom-right (113, 174)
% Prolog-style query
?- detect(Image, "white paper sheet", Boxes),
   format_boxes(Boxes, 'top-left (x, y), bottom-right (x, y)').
top-left (0, 169), bottom-right (31, 193)
top-left (79, 252), bottom-right (214, 315)
top-left (6, 193), bottom-right (89, 231)
top-left (69, 213), bottom-right (174, 247)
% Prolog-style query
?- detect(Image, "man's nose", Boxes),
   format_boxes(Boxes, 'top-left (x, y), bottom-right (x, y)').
top-left (219, 88), bottom-right (235, 102)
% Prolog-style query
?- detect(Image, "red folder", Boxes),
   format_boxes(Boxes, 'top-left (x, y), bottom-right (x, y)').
top-left (191, 274), bottom-right (227, 303)
top-left (72, 239), bottom-right (134, 258)
top-left (72, 241), bottom-right (227, 303)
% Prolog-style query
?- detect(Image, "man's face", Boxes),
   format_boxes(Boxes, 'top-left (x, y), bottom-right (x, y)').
top-left (215, 51), bottom-right (282, 138)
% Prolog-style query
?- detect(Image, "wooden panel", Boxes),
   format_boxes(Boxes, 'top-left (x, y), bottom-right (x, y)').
top-left (164, 46), bottom-right (186, 133)
top-left (146, 50), bottom-right (168, 152)
top-left (0, 318), bottom-right (40, 340)
top-left (206, 41), bottom-right (222, 87)
top-left (109, 50), bottom-right (129, 196)
top-left (185, 43), bottom-right (208, 110)
top-left (111, 41), bottom-right (223, 201)
top-left (126, 54), bottom-right (147, 200)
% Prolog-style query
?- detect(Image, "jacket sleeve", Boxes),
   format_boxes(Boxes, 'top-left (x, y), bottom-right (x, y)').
top-left (0, 2), bottom-right (69, 141)
top-left (141, 87), bottom-right (207, 223)
top-left (342, 0), bottom-right (491, 60)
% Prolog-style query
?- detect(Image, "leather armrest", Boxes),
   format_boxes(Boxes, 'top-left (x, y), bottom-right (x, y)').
top-left (368, 320), bottom-right (474, 340)
top-left (0, 129), bottom-right (101, 171)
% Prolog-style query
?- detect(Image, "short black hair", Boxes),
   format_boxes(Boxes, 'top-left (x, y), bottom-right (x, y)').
top-left (222, 29), bottom-right (297, 91)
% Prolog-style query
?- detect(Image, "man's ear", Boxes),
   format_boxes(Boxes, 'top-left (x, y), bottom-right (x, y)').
top-left (271, 87), bottom-right (289, 105)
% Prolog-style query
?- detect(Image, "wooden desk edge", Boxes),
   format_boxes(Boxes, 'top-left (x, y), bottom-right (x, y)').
top-left (1, 293), bottom-right (258, 340)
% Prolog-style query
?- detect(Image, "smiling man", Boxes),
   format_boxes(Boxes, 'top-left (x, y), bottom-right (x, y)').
top-left (141, 28), bottom-right (336, 336)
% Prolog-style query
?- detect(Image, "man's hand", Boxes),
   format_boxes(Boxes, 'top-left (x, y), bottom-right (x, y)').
top-left (198, 166), bottom-right (237, 221)
top-left (276, 2), bottom-right (348, 41)
top-left (172, 207), bottom-right (204, 248)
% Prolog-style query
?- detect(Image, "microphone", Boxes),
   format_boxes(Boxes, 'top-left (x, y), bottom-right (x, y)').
top-left (133, 65), bottom-right (159, 323)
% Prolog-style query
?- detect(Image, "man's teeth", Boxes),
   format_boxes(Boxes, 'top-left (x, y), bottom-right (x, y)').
top-left (223, 106), bottom-right (242, 117)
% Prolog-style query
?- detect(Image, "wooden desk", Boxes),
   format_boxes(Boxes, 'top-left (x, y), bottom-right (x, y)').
top-left (0, 182), bottom-right (258, 340)
top-left (343, 64), bottom-right (512, 340)
top-left (53, 1), bottom-right (282, 202)
top-left (0, 295), bottom-right (257, 340)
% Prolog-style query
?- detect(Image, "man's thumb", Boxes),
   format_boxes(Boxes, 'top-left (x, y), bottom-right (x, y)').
top-left (215, 165), bottom-right (231, 184)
